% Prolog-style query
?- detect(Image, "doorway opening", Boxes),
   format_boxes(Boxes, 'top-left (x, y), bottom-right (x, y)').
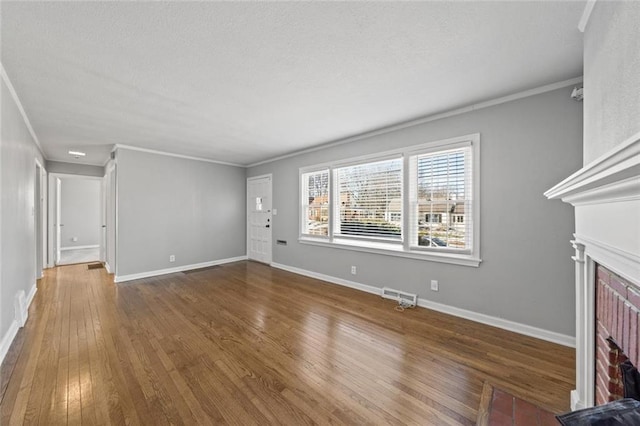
top-left (48, 173), bottom-right (104, 266)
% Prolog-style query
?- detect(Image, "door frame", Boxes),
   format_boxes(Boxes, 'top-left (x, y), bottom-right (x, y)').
top-left (34, 159), bottom-right (46, 277)
top-left (104, 160), bottom-right (117, 274)
top-left (48, 173), bottom-right (105, 266)
top-left (246, 174), bottom-right (273, 265)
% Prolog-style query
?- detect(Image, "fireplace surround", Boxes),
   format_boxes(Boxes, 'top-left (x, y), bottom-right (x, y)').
top-left (545, 132), bottom-right (640, 410)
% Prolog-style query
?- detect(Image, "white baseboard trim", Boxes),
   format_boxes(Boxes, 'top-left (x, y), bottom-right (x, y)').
top-left (571, 389), bottom-right (585, 411)
top-left (0, 320), bottom-right (19, 366)
top-left (115, 255), bottom-right (248, 283)
top-left (60, 245), bottom-right (100, 251)
top-left (104, 262), bottom-right (113, 274)
top-left (416, 298), bottom-right (575, 348)
top-left (271, 262), bottom-right (576, 348)
top-left (0, 282), bottom-right (38, 365)
top-left (26, 283), bottom-right (37, 308)
top-left (271, 262), bottom-right (381, 296)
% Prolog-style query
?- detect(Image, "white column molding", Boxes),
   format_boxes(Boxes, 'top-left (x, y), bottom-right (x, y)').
top-left (571, 240), bottom-right (596, 410)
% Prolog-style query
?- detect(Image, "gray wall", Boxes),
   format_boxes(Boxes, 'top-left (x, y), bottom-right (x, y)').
top-left (0, 76), bottom-right (45, 343)
top-left (248, 86), bottom-right (582, 336)
top-left (60, 177), bottom-right (102, 249)
top-left (583, 1), bottom-right (640, 164)
top-left (46, 160), bottom-right (104, 177)
top-left (116, 149), bottom-right (246, 277)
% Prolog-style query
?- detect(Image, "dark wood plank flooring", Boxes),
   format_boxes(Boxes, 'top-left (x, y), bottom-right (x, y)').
top-left (0, 261), bottom-right (574, 425)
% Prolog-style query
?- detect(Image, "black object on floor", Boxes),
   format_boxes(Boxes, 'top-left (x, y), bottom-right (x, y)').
top-left (87, 263), bottom-right (104, 270)
top-left (556, 398), bottom-right (640, 425)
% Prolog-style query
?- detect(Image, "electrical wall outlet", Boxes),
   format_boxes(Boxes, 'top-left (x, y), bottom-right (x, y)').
top-left (351, 266), bottom-right (357, 275)
top-left (430, 280), bottom-right (439, 291)
top-left (169, 255), bottom-right (175, 262)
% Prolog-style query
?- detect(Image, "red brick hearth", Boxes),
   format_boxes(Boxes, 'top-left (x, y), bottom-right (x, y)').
top-left (595, 264), bottom-right (640, 405)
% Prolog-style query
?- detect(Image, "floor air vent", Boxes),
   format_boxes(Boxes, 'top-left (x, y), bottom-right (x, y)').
top-left (382, 287), bottom-right (417, 307)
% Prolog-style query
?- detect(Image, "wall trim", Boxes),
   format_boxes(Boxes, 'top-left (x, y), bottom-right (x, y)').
top-left (0, 62), bottom-right (44, 154)
top-left (105, 262), bottom-right (113, 274)
top-left (298, 238), bottom-right (481, 267)
top-left (271, 262), bottom-right (575, 348)
top-left (416, 298), bottom-right (575, 348)
top-left (0, 283), bottom-right (38, 365)
top-left (0, 320), bottom-right (19, 366)
top-left (271, 262), bottom-right (382, 296)
top-left (248, 76), bottom-right (583, 168)
top-left (60, 245), bottom-right (100, 251)
top-left (26, 283), bottom-right (37, 309)
top-left (114, 255), bottom-right (247, 283)
top-left (114, 144), bottom-right (244, 168)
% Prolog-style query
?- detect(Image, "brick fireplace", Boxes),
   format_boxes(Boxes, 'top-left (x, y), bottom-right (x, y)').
top-left (545, 132), bottom-right (640, 410)
top-left (595, 265), bottom-right (640, 404)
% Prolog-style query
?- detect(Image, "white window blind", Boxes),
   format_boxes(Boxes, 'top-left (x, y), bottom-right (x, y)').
top-left (410, 146), bottom-right (472, 251)
top-left (301, 170), bottom-right (329, 236)
top-left (299, 134), bottom-right (480, 267)
top-left (333, 158), bottom-right (403, 241)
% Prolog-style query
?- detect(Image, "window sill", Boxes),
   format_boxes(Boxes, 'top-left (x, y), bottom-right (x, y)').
top-left (298, 237), bottom-right (482, 267)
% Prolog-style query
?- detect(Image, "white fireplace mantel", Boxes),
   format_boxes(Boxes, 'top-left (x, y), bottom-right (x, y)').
top-left (546, 131), bottom-right (640, 410)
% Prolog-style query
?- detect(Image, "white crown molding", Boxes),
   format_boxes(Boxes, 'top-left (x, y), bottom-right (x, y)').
top-left (545, 131), bottom-right (640, 202)
top-left (248, 76), bottom-right (583, 168)
top-left (114, 255), bottom-right (247, 283)
top-left (0, 62), bottom-right (44, 156)
top-left (271, 262), bottom-right (575, 347)
top-left (578, 0), bottom-right (597, 33)
top-left (114, 144), bottom-right (244, 168)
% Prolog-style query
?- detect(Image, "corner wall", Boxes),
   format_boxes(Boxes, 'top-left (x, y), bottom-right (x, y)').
top-left (248, 86), bottom-right (583, 339)
top-left (583, 1), bottom-right (640, 163)
top-left (115, 148), bottom-right (246, 280)
top-left (0, 75), bottom-right (45, 361)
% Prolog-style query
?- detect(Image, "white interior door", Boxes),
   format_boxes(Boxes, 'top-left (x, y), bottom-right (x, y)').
top-left (247, 175), bottom-right (272, 264)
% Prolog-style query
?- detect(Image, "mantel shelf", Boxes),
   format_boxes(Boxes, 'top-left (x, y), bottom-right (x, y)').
top-left (544, 132), bottom-right (640, 205)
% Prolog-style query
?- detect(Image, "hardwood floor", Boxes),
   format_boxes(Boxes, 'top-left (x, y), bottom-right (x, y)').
top-left (0, 261), bottom-right (574, 425)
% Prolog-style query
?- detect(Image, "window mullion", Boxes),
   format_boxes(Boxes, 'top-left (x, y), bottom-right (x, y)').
top-left (329, 167), bottom-right (334, 242)
top-left (403, 155), bottom-right (410, 251)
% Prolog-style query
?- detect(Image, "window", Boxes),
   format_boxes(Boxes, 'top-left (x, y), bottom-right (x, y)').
top-left (299, 134), bottom-right (480, 267)
top-left (301, 170), bottom-right (329, 236)
top-left (334, 158), bottom-right (402, 241)
top-left (411, 146), bottom-right (473, 251)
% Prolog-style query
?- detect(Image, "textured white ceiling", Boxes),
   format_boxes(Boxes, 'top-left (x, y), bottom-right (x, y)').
top-left (1, 1), bottom-right (585, 166)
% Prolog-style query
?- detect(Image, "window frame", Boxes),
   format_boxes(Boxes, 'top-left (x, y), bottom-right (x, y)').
top-left (298, 133), bottom-right (481, 267)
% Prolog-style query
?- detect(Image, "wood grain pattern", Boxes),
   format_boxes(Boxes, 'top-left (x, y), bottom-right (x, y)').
top-left (0, 261), bottom-right (575, 424)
